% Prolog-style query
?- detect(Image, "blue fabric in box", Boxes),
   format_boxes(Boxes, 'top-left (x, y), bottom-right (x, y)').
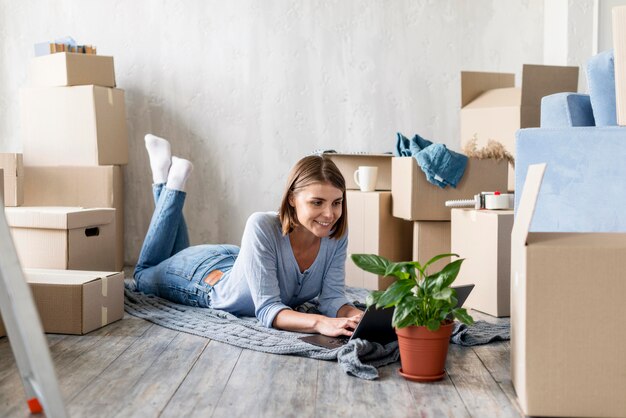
top-left (515, 127), bottom-right (626, 232)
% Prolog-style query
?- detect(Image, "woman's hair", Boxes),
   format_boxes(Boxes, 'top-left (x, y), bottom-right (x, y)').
top-left (278, 155), bottom-right (347, 239)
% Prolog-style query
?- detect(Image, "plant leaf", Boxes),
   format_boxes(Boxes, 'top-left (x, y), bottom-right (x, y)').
top-left (376, 280), bottom-right (415, 308)
top-left (351, 254), bottom-right (390, 276)
top-left (426, 319), bottom-right (441, 331)
top-left (366, 291), bottom-right (384, 308)
top-left (453, 308), bottom-right (474, 325)
top-left (432, 287), bottom-right (453, 301)
top-left (423, 253), bottom-right (459, 272)
top-left (438, 259), bottom-right (465, 288)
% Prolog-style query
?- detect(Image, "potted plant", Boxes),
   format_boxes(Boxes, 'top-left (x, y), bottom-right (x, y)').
top-left (351, 253), bottom-right (474, 382)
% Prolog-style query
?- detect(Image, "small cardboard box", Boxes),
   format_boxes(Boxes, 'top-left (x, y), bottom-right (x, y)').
top-left (0, 153), bottom-right (24, 206)
top-left (451, 209), bottom-right (513, 317)
top-left (345, 191), bottom-right (412, 290)
top-left (412, 221), bottom-right (451, 274)
top-left (460, 65), bottom-right (579, 190)
top-left (325, 154), bottom-right (393, 190)
top-left (5, 207), bottom-right (117, 271)
top-left (0, 269), bottom-right (124, 335)
top-left (391, 157), bottom-right (508, 221)
top-left (613, 6), bottom-right (626, 125)
top-left (28, 52), bottom-right (116, 87)
top-left (21, 86), bottom-right (129, 166)
top-left (23, 166), bottom-right (125, 270)
top-left (511, 163), bottom-right (626, 417)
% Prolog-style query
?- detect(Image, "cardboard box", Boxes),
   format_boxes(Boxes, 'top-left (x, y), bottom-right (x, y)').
top-left (21, 86), bottom-right (129, 166)
top-left (391, 157), bottom-right (508, 221)
top-left (28, 52), bottom-right (116, 87)
top-left (5, 207), bottom-right (117, 271)
top-left (614, 6), bottom-right (626, 126)
top-left (23, 166), bottom-right (124, 270)
top-left (451, 209), bottom-right (513, 317)
top-left (0, 269), bottom-right (124, 335)
top-left (345, 191), bottom-right (412, 290)
top-left (412, 221), bottom-right (451, 274)
top-left (0, 153), bottom-right (24, 206)
top-left (460, 65), bottom-right (579, 190)
top-left (511, 163), bottom-right (626, 417)
top-left (325, 154), bottom-right (393, 190)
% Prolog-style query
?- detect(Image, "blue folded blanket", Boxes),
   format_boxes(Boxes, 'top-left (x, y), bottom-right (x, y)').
top-left (396, 132), bottom-right (468, 188)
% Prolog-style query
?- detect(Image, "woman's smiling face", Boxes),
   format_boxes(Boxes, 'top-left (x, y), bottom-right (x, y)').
top-left (289, 181), bottom-right (344, 238)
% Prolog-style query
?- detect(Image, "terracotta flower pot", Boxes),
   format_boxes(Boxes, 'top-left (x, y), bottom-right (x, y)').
top-left (395, 320), bottom-right (454, 382)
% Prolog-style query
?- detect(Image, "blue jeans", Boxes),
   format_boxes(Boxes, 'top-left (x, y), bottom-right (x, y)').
top-left (134, 184), bottom-right (239, 307)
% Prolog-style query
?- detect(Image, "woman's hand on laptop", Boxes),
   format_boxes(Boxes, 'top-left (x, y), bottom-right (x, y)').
top-left (316, 314), bottom-right (362, 337)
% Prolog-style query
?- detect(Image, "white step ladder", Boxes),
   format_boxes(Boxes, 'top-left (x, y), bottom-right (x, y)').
top-left (0, 202), bottom-right (67, 417)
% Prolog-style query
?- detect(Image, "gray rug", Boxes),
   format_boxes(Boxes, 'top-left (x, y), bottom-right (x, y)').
top-left (123, 282), bottom-right (509, 380)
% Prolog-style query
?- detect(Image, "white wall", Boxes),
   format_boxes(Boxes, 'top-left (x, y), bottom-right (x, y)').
top-left (0, 1), bottom-right (550, 264)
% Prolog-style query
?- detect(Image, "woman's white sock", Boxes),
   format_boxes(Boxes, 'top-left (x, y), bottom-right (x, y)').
top-left (145, 134), bottom-right (172, 184)
top-left (166, 157), bottom-right (194, 191)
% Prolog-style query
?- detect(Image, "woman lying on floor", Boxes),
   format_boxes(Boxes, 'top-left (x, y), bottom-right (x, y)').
top-left (133, 135), bottom-right (363, 337)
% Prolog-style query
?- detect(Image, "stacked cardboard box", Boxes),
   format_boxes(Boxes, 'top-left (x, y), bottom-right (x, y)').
top-left (18, 52), bottom-right (127, 270)
top-left (451, 208), bottom-right (513, 317)
top-left (0, 269), bottom-right (124, 335)
top-left (460, 65), bottom-right (578, 191)
top-left (345, 191), bottom-right (412, 290)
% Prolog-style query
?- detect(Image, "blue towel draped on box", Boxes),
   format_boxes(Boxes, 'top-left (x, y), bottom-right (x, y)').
top-left (395, 133), bottom-right (468, 188)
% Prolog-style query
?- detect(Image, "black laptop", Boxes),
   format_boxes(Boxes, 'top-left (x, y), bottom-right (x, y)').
top-left (299, 284), bottom-right (475, 349)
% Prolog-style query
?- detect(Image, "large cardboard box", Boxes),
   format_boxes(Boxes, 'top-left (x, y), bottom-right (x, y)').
top-left (391, 157), bottom-right (508, 221)
top-left (0, 153), bottom-right (24, 206)
top-left (23, 166), bottom-right (124, 270)
top-left (21, 86), bottom-right (129, 166)
top-left (614, 6), bottom-right (626, 125)
top-left (325, 154), bottom-right (393, 190)
top-left (28, 52), bottom-right (116, 87)
top-left (460, 65), bottom-right (578, 190)
top-left (5, 207), bottom-right (116, 271)
top-left (511, 163), bottom-right (626, 417)
top-left (412, 221), bottom-right (451, 274)
top-left (345, 191), bottom-right (412, 290)
top-left (451, 209), bottom-right (513, 317)
top-left (0, 269), bottom-right (124, 335)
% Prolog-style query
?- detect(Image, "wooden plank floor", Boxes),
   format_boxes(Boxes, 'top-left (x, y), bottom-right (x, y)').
top-left (0, 311), bottom-right (522, 418)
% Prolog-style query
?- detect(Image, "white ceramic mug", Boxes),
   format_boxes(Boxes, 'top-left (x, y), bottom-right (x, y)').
top-left (353, 166), bottom-right (378, 192)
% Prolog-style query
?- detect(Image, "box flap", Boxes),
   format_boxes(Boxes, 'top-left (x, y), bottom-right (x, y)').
top-left (520, 64), bottom-right (579, 107)
top-left (511, 163), bottom-right (546, 243)
top-left (0, 153), bottom-right (23, 177)
top-left (462, 87), bottom-right (521, 108)
top-left (461, 71), bottom-right (515, 107)
top-left (24, 268), bottom-right (120, 285)
top-left (5, 206), bottom-right (115, 229)
top-left (326, 153), bottom-right (393, 159)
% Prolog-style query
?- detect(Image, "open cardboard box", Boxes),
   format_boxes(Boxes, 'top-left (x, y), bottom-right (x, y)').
top-left (24, 166), bottom-right (125, 270)
top-left (0, 269), bottom-right (124, 335)
top-left (28, 52), bottom-right (116, 87)
top-left (511, 163), bottom-right (626, 417)
top-left (460, 65), bottom-right (578, 190)
top-left (391, 157), bottom-right (508, 221)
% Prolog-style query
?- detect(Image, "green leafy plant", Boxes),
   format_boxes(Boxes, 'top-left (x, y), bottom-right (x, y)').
top-left (351, 253), bottom-right (474, 331)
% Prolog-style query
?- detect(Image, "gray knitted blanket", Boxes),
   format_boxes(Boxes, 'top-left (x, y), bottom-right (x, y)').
top-left (123, 284), bottom-right (509, 380)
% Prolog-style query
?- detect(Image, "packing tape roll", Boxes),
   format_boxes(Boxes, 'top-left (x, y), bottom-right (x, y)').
top-left (101, 307), bottom-right (108, 327)
top-left (102, 276), bottom-right (108, 297)
top-left (484, 194), bottom-right (514, 210)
